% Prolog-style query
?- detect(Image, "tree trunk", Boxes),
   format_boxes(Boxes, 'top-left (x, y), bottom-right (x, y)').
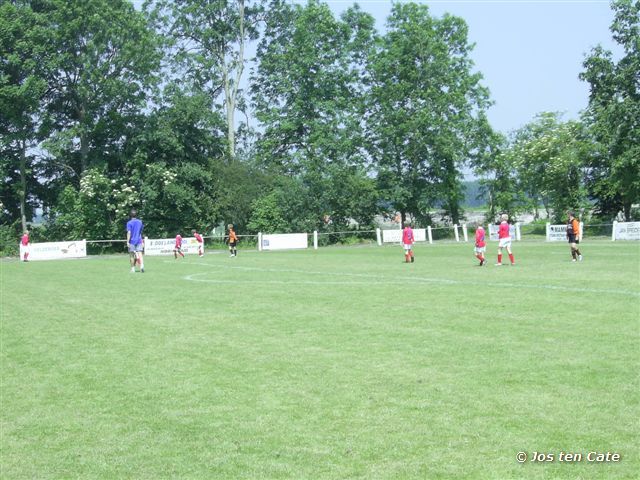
top-left (449, 201), bottom-right (460, 226)
top-left (225, 80), bottom-right (235, 160)
top-left (221, 0), bottom-right (246, 162)
top-left (19, 141), bottom-right (27, 232)
top-left (79, 105), bottom-right (88, 174)
top-left (623, 202), bottom-right (631, 221)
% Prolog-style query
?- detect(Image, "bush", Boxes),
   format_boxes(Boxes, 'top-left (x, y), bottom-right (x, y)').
top-left (0, 223), bottom-right (19, 257)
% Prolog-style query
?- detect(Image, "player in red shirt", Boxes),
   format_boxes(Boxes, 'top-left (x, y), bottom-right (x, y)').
top-left (20, 230), bottom-right (30, 262)
top-left (496, 214), bottom-right (515, 266)
top-left (402, 221), bottom-right (415, 263)
top-left (192, 229), bottom-right (204, 257)
top-left (474, 224), bottom-right (486, 266)
top-left (174, 234), bottom-right (185, 259)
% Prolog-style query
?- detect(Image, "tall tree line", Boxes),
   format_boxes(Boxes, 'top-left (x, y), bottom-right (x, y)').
top-left (1, 0), bottom-right (638, 249)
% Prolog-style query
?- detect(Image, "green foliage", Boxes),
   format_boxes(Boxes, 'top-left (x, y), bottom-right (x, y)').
top-left (367, 3), bottom-right (493, 226)
top-left (252, 0), bottom-right (377, 230)
top-left (0, 1), bottom-right (50, 230)
top-left (139, 162), bottom-right (219, 237)
top-left (5, 0), bottom-right (637, 246)
top-left (37, 0), bottom-right (162, 176)
top-left (512, 113), bottom-right (590, 222)
top-left (0, 222), bottom-right (20, 256)
top-left (247, 192), bottom-right (288, 233)
top-left (45, 170), bottom-right (138, 241)
top-left (147, 0), bottom-right (264, 159)
top-left (580, 0), bottom-right (640, 220)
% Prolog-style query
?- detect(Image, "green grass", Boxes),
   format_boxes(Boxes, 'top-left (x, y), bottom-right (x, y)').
top-left (2, 241), bottom-right (639, 479)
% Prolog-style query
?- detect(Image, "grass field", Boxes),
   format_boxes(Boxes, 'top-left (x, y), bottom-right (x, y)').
top-left (2, 240), bottom-right (639, 479)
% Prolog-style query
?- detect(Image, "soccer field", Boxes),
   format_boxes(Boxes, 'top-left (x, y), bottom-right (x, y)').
top-left (2, 241), bottom-right (639, 479)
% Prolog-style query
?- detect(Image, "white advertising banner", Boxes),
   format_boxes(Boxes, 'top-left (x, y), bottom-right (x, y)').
top-left (488, 224), bottom-right (517, 241)
top-left (546, 224), bottom-right (568, 242)
top-left (613, 221), bottom-right (640, 241)
top-left (20, 240), bottom-right (87, 261)
top-left (261, 233), bottom-right (308, 251)
top-left (382, 228), bottom-right (426, 243)
top-left (546, 222), bottom-right (583, 242)
top-left (144, 237), bottom-right (201, 256)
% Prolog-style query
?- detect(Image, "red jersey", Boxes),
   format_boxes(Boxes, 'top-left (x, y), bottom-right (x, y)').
top-left (194, 232), bottom-right (203, 243)
top-left (21, 234), bottom-right (29, 246)
top-left (402, 227), bottom-right (414, 245)
top-left (175, 235), bottom-right (182, 248)
top-left (498, 221), bottom-right (510, 239)
top-left (475, 227), bottom-right (486, 247)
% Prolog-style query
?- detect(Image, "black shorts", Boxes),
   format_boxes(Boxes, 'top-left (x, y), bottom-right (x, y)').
top-left (229, 241), bottom-right (237, 248)
top-left (567, 234), bottom-right (578, 244)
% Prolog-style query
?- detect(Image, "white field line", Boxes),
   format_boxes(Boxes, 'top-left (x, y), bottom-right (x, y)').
top-left (171, 261), bottom-right (640, 298)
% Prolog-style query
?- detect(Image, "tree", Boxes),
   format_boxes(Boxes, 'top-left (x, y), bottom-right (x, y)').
top-left (38, 0), bottom-right (162, 180)
top-left (512, 113), bottom-right (589, 222)
top-left (366, 3), bottom-right (492, 226)
top-left (474, 132), bottom-right (526, 221)
top-left (580, 0), bottom-right (639, 220)
top-left (252, 0), bottom-right (378, 230)
top-left (147, 0), bottom-right (264, 161)
top-left (0, 2), bottom-right (49, 232)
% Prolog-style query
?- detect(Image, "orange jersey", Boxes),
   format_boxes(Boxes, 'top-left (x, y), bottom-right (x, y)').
top-left (571, 219), bottom-right (580, 236)
top-left (228, 230), bottom-right (238, 243)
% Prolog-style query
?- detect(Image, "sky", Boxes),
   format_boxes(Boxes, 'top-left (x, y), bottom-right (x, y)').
top-left (315, 0), bottom-right (620, 134)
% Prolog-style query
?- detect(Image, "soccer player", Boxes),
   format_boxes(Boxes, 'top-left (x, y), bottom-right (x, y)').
top-left (474, 223), bottom-right (486, 266)
top-left (192, 229), bottom-right (204, 257)
top-left (227, 224), bottom-right (238, 257)
top-left (496, 213), bottom-right (515, 266)
top-left (174, 234), bottom-right (185, 259)
top-left (402, 221), bottom-right (415, 263)
top-left (20, 230), bottom-right (30, 262)
top-left (126, 210), bottom-right (144, 273)
top-left (567, 212), bottom-right (583, 262)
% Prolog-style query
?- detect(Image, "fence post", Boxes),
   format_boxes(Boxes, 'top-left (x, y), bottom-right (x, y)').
top-left (516, 222), bottom-right (521, 241)
top-left (376, 228), bottom-right (382, 246)
top-left (454, 224), bottom-right (459, 242)
top-left (579, 221), bottom-right (584, 241)
top-left (462, 224), bottom-right (468, 242)
top-left (545, 223), bottom-right (550, 242)
top-left (427, 226), bottom-right (433, 244)
top-left (612, 221), bottom-right (617, 241)
top-left (313, 231), bottom-right (318, 250)
top-left (258, 232), bottom-right (262, 251)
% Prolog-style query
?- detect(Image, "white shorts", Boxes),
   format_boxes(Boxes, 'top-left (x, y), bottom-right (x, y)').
top-left (403, 243), bottom-right (413, 251)
top-left (498, 237), bottom-right (512, 248)
top-left (474, 246), bottom-right (486, 254)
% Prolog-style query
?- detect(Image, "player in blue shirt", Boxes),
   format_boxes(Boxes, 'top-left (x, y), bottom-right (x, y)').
top-left (126, 209), bottom-right (145, 273)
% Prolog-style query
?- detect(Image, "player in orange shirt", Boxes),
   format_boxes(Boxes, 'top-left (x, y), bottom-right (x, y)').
top-left (227, 224), bottom-right (238, 257)
top-left (567, 212), bottom-right (583, 262)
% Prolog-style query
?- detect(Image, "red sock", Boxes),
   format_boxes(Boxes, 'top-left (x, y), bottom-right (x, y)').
top-left (475, 254), bottom-right (482, 261)
top-left (498, 254), bottom-right (502, 264)
top-left (509, 253), bottom-right (515, 264)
